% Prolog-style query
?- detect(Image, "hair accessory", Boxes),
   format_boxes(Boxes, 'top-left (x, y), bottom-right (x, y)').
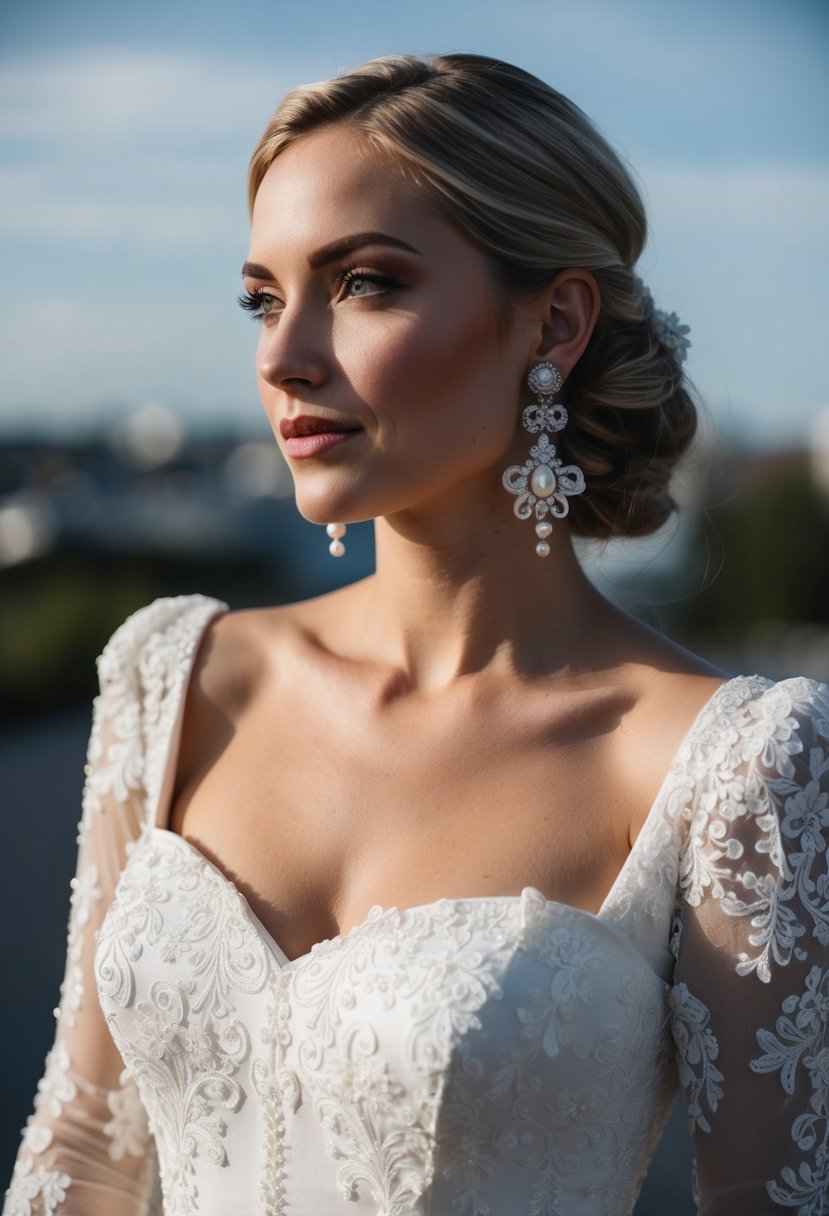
top-left (326, 522), bottom-right (346, 557)
top-left (652, 308), bottom-right (691, 365)
top-left (502, 362), bottom-right (585, 557)
top-left (638, 282), bottom-right (691, 365)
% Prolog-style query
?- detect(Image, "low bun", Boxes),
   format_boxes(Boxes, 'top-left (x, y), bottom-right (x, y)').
top-left (561, 272), bottom-right (698, 539)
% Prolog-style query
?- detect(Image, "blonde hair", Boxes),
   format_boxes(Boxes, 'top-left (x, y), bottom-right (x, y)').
top-left (248, 53), bottom-right (697, 539)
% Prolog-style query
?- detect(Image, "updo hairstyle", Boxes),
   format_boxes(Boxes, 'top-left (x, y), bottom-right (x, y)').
top-left (248, 54), bottom-right (697, 539)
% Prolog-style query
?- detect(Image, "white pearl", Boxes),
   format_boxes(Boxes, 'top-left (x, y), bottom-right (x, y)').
top-left (530, 465), bottom-right (556, 497)
top-left (535, 521), bottom-right (553, 538)
top-left (535, 540), bottom-right (551, 558)
top-left (329, 539), bottom-right (345, 557)
top-left (326, 522), bottom-right (346, 539)
top-left (537, 366), bottom-right (554, 384)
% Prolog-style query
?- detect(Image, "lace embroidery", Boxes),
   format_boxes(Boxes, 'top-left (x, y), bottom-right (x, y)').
top-left (96, 821), bottom-right (676, 1214)
top-left (103, 1070), bottom-right (151, 1160)
top-left (668, 982), bottom-right (723, 1132)
top-left (67, 867), bottom-right (103, 962)
top-left (3, 1157), bottom-right (71, 1216)
top-left (752, 964), bottom-right (829, 1210)
top-left (672, 677), bottom-right (829, 1206)
top-left (680, 679), bottom-right (829, 981)
top-left (95, 834), bottom-right (264, 1215)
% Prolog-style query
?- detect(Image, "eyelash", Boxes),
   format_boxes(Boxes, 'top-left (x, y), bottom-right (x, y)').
top-left (335, 267), bottom-right (403, 297)
top-left (237, 267), bottom-right (404, 320)
top-left (237, 289), bottom-right (277, 320)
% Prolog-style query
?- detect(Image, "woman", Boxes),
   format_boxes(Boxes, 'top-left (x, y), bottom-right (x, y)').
top-left (5, 53), bottom-right (828, 1216)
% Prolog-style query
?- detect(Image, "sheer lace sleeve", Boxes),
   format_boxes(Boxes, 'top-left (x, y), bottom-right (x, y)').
top-left (671, 675), bottom-right (829, 1215)
top-left (3, 595), bottom-right (225, 1216)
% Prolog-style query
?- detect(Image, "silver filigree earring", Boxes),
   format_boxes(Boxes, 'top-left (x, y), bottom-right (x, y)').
top-left (326, 522), bottom-right (346, 557)
top-left (502, 362), bottom-right (586, 557)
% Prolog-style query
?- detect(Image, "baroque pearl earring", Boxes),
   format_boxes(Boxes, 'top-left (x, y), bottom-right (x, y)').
top-left (326, 522), bottom-right (346, 557)
top-left (502, 362), bottom-right (586, 557)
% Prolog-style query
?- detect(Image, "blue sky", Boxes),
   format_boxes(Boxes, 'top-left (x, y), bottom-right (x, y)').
top-left (1, 0), bottom-right (827, 447)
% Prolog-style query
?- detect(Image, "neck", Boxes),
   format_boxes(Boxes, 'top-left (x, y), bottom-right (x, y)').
top-left (346, 499), bottom-right (612, 690)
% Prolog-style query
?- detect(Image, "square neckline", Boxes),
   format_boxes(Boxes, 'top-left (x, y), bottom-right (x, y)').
top-left (145, 599), bottom-right (759, 966)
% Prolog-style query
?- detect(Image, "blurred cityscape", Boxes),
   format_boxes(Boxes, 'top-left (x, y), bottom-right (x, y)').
top-left (2, 402), bottom-right (829, 720)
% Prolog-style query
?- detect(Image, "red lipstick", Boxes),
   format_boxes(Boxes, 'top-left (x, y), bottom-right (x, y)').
top-left (279, 414), bottom-right (361, 459)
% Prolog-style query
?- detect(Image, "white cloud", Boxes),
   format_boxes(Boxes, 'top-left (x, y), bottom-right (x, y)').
top-left (0, 46), bottom-right (320, 246)
top-left (0, 47), bottom-right (305, 146)
top-left (0, 168), bottom-right (239, 247)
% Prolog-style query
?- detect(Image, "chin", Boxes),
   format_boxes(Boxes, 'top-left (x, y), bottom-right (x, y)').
top-left (292, 479), bottom-right (386, 527)
top-left (293, 494), bottom-right (365, 528)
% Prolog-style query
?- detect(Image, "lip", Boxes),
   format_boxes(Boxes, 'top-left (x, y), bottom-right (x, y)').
top-left (284, 430), bottom-right (360, 459)
top-left (280, 414), bottom-right (360, 440)
top-left (279, 413), bottom-right (362, 460)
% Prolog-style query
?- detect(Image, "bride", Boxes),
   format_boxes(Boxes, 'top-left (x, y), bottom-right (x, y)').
top-left (5, 53), bottom-right (828, 1216)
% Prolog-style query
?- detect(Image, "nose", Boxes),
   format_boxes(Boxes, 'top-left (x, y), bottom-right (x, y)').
top-left (257, 308), bottom-right (329, 393)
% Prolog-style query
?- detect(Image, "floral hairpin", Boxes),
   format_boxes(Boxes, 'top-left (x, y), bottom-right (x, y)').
top-left (652, 308), bottom-right (691, 365)
top-left (637, 282), bottom-right (692, 366)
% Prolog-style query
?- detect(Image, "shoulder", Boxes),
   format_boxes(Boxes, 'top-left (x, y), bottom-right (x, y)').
top-left (171, 585), bottom-right (363, 798)
top-left (666, 672), bottom-right (829, 824)
top-left (184, 579), bottom-right (372, 713)
top-left (183, 590), bottom-right (342, 716)
top-left (81, 595), bottom-right (228, 826)
top-left (599, 610), bottom-right (727, 841)
top-left (684, 674), bottom-right (829, 780)
top-left (678, 675), bottom-right (829, 932)
top-left (97, 593), bottom-right (228, 696)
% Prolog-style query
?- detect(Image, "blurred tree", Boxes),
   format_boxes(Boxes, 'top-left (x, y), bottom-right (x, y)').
top-left (682, 459), bottom-right (829, 653)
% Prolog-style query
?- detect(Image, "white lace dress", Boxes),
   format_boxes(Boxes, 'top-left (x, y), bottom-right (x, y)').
top-left (4, 595), bottom-right (829, 1216)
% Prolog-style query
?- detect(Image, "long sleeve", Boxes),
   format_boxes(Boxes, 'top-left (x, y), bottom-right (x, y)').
top-left (3, 595), bottom-right (224, 1216)
top-left (671, 675), bottom-right (829, 1214)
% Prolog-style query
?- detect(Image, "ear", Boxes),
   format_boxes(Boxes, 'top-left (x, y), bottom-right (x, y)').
top-left (530, 269), bottom-right (601, 381)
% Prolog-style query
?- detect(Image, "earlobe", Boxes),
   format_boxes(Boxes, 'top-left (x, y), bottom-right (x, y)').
top-left (533, 270), bottom-right (601, 381)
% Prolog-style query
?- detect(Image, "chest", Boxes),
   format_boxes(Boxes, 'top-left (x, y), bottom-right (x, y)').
top-left (169, 682), bottom-right (637, 961)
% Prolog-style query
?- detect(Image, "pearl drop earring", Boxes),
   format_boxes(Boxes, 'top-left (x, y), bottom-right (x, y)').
top-left (326, 522), bottom-right (346, 557)
top-left (502, 362), bottom-right (586, 557)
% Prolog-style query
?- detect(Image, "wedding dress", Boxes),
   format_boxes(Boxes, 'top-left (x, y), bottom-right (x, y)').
top-left (4, 594), bottom-right (829, 1216)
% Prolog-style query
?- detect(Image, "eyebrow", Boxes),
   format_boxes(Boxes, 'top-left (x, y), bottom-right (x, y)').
top-left (241, 231), bottom-right (421, 280)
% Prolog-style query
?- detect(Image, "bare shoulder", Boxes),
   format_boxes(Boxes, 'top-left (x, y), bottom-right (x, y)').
top-left (606, 611), bottom-right (729, 841)
top-left (173, 582), bottom-right (366, 799)
top-left (194, 582), bottom-right (366, 702)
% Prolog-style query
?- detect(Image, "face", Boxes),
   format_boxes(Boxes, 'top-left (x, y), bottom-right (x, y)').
top-left (244, 125), bottom-right (534, 527)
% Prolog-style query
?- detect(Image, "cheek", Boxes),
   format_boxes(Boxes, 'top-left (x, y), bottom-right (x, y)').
top-left (337, 301), bottom-right (513, 438)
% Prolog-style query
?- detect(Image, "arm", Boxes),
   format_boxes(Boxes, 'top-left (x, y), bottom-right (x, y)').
top-left (671, 676), bottom-right (829, 1214)
top-left (4, 625), bottom-right (159, 1215)
top-left (3, 595), bottom-right (224, 1216)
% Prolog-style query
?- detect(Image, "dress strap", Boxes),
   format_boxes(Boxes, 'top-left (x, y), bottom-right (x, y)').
top-left (95, 594), bottom-right (228, 833)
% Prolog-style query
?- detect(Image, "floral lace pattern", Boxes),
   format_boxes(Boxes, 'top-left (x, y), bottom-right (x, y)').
top-left (4, 1157), bottom-right (70, 1216)
top-left (671, 675), bottom-right (829, 1211)
top-left (4, 596), bottom-right (226, 1216)
top-left (100, 836), bottom-right (674, 1215)
top-left (5, 594), bottom-right (829, 1216)
top-left (95, 833), bottom-right (266, 1215)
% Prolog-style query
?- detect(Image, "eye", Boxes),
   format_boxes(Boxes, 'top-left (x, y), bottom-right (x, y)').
top-left (335, 267), bottom-right (403, 300)
top-left (238, 289), bottom-right (282, 320)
